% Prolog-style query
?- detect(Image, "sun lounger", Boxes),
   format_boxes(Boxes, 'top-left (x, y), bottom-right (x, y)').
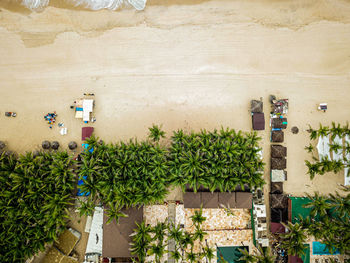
top-left (317, 135), bottom-right (331, 160)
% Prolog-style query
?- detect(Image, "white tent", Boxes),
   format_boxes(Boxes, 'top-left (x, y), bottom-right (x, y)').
top-left (83, 99), bottom-right (94, 122)
top-left (317, 135), bottom-right (331, 160)
top-left (85, 206), bottom-right (103, 255)
top-left (332, 135), bottom-right (343, 161)
top-left (345, 135), bottom-right (350, 186)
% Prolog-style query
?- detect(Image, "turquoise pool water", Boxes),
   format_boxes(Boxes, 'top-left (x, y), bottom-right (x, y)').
top-left (312, 242), bottom-right (340, 255)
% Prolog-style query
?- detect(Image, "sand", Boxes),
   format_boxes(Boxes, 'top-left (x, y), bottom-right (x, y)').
top-left (1, 0), bottom-right (350, 260)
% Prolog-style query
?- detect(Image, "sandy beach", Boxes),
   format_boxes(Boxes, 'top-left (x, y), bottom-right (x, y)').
top-left (1, 0), bottom-right (350, 199)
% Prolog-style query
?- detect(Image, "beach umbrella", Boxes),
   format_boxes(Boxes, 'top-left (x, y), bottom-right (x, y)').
top-left (68, 141), bottom-right (77, 150)
top-left (291, 126), bottom-right (299, 134)
top-left (0, 141), bottom-right (5, 150)
top-left (42, 141), bottom-right (51, 149)
top-left (52, 141), bottom-right (60, 150)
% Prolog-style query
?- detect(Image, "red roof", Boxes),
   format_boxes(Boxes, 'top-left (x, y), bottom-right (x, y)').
top-left (82, 127), bottom-right (94, 141)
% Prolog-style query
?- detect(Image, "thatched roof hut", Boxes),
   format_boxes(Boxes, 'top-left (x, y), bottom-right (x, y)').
top-left (68, 141), bottom-right (77, 150)
top-left (271, 182), bottom-right (283, 194)
top-left (235, 192), bottom-right (252, 209)
top-left (251, 99), bottom-right (263, 113)
top-left (271, 130), bottom-right (284, 142)
top-left (270, 194), bottom-right (288, 209)
top-left (252, 113), bottom-right (265, 130)
top-left (271, 157), bottom-right (286, 170)
top-left (271, 208), bottom-right (288, 223)
top-left (271, 118), bottom-right (287, 129)
top-left (42, 141), bottom-right (51, 150)
top-left (271, 145), bottom-right (287, 158)
top-left (51, 141), bottom-right (60, 150)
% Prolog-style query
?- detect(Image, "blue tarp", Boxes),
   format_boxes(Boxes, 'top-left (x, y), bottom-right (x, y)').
top-left (77, 175), bottom-right (90, 196)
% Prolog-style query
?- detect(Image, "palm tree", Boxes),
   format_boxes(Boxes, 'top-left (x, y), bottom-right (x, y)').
top-left (190, 207), bottom-right (206, 227)
top-left (130, 221), bottom-right (152, 263)
top-left (317, 124), bottom-right (330, 137)
top-left (280, 222), bottom-right (307, 257)
top-left (239, 247), bottom-right (257, 263)
top-left (255, 246), bottom-right (276, 263)
top-left (303, 192), bottom-right (331, 217)
top-left (152, 221), bottom-right (168, 242)
top-left (202, 243), bottom-right (215, 263)
top-left (148, 124), bottom-right (166, 142)
top-left (148, 242), bottom-right (167, 263)
top-left (329, 191), bottom-right (350, 218)
top-left (307, 125), bottom-right (318, 140)
top-left (305, 160), bottom-right (320, 180)
top-left (330, 122), bottom-right (344, 140)
top-left (304, 144), bottom-right (314, 153)
top-left (105, 203), bottom-right (128, 224)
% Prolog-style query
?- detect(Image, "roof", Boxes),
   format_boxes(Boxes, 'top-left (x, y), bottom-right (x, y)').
top-left (82, 127), bottom-right (94, 141)
top-left (271, 118), bottom-right (287, 129)
top-left (270, 194), bottom-right (288, 209)
top-left (271, 182), bottom-right (283, 194)
top-left (251, 100), bottom-right (263, 113)
top-left (201, 192), bottom-right (219, 208)
top-left (252, 113), bottom-right (265, 130)
top-left (271, 145), bottom-right (287, 158)
top-left (102, 207), bottom-right (143, 258)
top-left (183, 192), bottom-right (201, 208)
top-left (218, 192), bottom-right (236, 208)
top-left (271, 157), bottom-right (286, 170)
top-left (271, 170), bottom-right (286, 182)
top-left (270, 222), bottom-right (285, 233)
top-left (235, 192), bottom-right (252, 209)
top-left (271, 130), bottom-right (284, 142)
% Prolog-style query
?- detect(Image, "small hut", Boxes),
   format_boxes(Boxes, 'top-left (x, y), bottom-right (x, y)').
top-left (271, 145), bottom-right (287, 158)
top-left (271, 118), bottom-right (288, 129)
top-left (271, 130), bottom-right (284, 143)
top-left (42, 141), bottom-right (51, 150)
top-left (251, 99), bottom-right (263, 113)
top-left (252, 113), bottom-right (265, 130)
top-left (271, 157), bottom-right (286, 170)
top-left (270, 194), bottom-right (288, 209)
top-left (271, 182), bottom-right (283, 194)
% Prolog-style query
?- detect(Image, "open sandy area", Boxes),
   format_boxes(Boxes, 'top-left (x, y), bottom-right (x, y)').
top-left (1, 0), bottom-right (350, 193)
top-left (0, 1), bottom-right (350, 260)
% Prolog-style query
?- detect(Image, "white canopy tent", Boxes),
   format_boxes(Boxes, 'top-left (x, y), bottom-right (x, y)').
top-left (332, 135), bottom-right (343, 161)
top-left (317, 135), bottom-right (331, 160)
top-left (85, 207), bottom-right (103, 256)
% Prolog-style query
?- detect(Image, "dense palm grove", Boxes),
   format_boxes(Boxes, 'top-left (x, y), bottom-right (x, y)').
top-left (0, 151), bottom-right (76, 263)
top-left (0, 127), bottom-right (265, 262)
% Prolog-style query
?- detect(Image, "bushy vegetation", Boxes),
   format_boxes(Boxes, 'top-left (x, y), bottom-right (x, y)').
top-left (130, 208), bottom-right (215, 263)
top-left (78, 128), bottom-right (265, 221)
top-left (305, 122), bottom-right (350, 179)
top-left (78, 137), bottom-right (171, 222)
top-left (0, 151), bottom-right (76, 263)
top-left (168, 128), bottom-right (265, 192)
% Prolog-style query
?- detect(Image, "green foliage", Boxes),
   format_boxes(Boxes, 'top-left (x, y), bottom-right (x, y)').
top-left (0, 151), bottom-right (76, 263)
top-left (239, 245), bottom-right (275, 263)
top-left (148, 124), bottom-right (166, 142)
top-left (130, 221), bottom-right (152, 263)
top-left (169, 128), bottom-right (265, 192)
top-left (298, 188), bottom-right (350, 255)
top-left (78, 136), bottom-right (171, 215)
top-left (280, 222), bottom-right (308, 257)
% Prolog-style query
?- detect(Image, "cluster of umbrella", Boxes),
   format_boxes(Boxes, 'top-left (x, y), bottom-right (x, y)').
top-left (41, 141), bottom-right (77, 150)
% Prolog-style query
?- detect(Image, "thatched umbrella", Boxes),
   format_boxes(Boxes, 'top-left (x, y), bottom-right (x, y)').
top-left (271, 145), bottom-right (287, 158)
top-left (51, 141), bottom-right (60, 150)
top-left (68, 141), bottom-right (77, 150)
top-left (270, 194), bottom-right (288, 209)
top-left (251, 99), bottom-right (263, 113)
top-left (271, 130), bottom-right (284, 143)
top-left (42, 141), bottom-right (51, 150)
top-left (0, 141), bottom-right (5, 150)
top-left (271, 157), bottom-right (286, 169)
top-left (291, 126), bottom-right (299, 134)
